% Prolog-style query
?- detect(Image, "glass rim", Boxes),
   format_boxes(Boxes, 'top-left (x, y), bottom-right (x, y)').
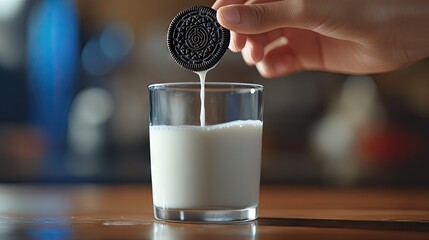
top-left (148, 82), bottom-right (263, 91)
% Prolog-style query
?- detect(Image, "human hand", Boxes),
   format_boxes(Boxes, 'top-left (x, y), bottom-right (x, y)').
top-left (213, 0), bottom-right (429, 77)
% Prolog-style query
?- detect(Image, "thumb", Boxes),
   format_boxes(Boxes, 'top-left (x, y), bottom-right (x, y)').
top-left (217, 1), bottom-right (322, 34)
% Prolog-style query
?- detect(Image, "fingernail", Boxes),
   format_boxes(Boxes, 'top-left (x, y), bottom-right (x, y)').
top-left (264, 37), bottom-right (288, 55)
top-left (219, 6), bottom-right (241, 25)
top-left (256, 61), bottom-right (269, 77)
top-left (228, 32), bottom-right (238, 51)
top-left (242, 44), bottom-right (255, 65)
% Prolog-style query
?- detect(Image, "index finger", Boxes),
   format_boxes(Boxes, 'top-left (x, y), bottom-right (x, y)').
top-left (212, 0), bottom-right (246, 10)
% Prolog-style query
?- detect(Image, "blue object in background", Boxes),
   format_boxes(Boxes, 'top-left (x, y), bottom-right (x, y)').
top-left (27, 227), bottom-right (72, 240)
top-left (27, 0), bottom-right (79, 177)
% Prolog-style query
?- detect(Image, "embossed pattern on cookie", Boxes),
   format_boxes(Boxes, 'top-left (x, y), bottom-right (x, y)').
top-left (167, 6), bottom-right (230, 72)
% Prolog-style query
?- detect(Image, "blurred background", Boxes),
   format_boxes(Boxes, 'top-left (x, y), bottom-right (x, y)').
top-left (0, 0), bottom-right (428, 186)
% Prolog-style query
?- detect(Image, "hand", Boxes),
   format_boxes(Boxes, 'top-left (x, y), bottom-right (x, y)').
top-left (213, 0), bottom-right (429, 77)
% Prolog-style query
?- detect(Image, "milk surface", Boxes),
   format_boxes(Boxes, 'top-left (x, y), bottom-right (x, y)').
top-left (150, 120), bottom-right (263, 209)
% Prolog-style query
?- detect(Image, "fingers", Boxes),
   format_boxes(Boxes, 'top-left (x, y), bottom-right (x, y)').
top-left (264, 36), bottom-right (288, 55)
top-left (212, 1), bottom-right (248, 53)
top-left (213, 0), bottom-right (328, 76)
top-left (217, 0), bottom-right (329, 34)
top-left (214, 0), bottom-right (291, 57)
top-left (241, 41), bottom-right (264, 65)
top-left (235, 29), bottom-right (285, 65)
top-left (212, 0), bottom-right (246, 10)
top-left (255, 35), bottom-right (298, 77)
top-left (240, 34), bottom-right (267, 65)
top-left (217, 1), bottom-right (292, 34)
top-left (256, 45), bottom-right (300, 77)
top-left (229, 31), bottom-right (246, 52)
top-left (256, 28), bottom-right (323, 78)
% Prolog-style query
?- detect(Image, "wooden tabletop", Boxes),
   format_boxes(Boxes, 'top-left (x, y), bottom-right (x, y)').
top-left (0, 185), bottom-right (428, 239)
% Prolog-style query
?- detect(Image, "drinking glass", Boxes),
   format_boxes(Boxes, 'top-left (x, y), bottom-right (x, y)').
top-left (148, 82), bottom-right (263, 222)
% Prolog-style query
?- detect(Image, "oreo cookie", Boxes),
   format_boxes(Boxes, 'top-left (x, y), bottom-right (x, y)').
top-left (167, 6), bottom-right (230, 72)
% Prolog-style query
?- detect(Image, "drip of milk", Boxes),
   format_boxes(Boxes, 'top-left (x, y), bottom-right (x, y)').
top-left (196, 70), bottom-right (208, 127)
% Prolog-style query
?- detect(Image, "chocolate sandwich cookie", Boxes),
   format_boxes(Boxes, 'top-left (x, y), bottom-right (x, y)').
top-left (167, 6), bottom-right (230, 72)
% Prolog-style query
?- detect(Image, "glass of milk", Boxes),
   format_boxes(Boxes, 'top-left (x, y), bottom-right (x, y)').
top-left (148, 82), bottom-right (263, 222)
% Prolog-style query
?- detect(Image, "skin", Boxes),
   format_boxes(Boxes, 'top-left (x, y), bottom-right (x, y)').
top-left (212, 0), bottom-right (429, 77)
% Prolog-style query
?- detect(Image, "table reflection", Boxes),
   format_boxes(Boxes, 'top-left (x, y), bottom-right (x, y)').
top-left (153, 221), bottom-right (257, 240)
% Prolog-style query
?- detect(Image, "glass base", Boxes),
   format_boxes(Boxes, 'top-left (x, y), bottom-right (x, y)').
top-left (154, 205), bottom-right (258, 222)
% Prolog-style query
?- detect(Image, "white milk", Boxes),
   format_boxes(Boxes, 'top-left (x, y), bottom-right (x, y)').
top-left (195, 70), bottom-right (208, 127)
top-left (150, 120), bottom-right (263, 209)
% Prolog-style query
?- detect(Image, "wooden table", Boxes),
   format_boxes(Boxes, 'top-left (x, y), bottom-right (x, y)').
top-left (0, 185), bottom-right (428, 239)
